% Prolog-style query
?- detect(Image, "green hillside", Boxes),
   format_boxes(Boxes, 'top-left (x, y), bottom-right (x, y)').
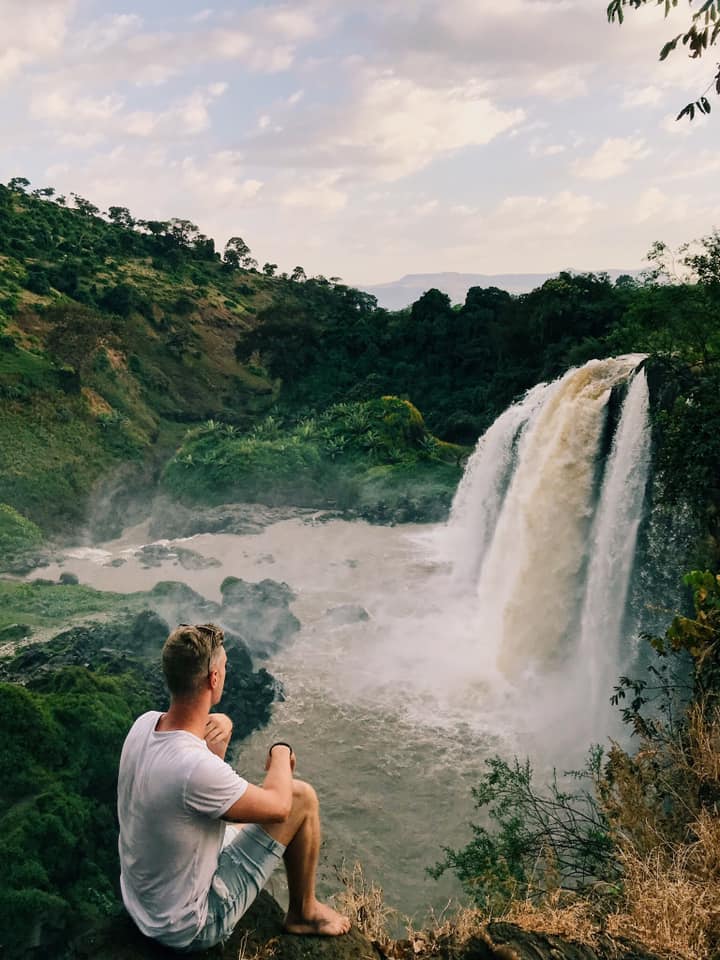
top-left (1, 178), bottom-right (719, 568)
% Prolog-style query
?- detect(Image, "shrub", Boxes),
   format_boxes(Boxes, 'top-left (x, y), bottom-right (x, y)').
top-left (0, 503), bottom-right (43, 558)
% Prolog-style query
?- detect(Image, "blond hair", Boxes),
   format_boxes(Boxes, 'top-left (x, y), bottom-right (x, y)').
top-left (162, 623), bottom-right (225, 698)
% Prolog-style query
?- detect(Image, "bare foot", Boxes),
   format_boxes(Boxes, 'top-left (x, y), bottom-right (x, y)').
top-left (284, 901), bottom-right (351, 936)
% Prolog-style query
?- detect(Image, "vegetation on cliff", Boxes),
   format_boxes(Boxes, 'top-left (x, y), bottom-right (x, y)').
top-left (162, 397), bottom-right (465, 522)
top-left (2, 177), bottom-right (720, 555)
top-left (0, 573), bottom-right (296, 959)
top-left (0, 503), bottom-right (43, 560)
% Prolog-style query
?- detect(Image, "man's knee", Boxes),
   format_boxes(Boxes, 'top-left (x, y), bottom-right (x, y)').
top-left (292, 779), bottom-right (319, 813)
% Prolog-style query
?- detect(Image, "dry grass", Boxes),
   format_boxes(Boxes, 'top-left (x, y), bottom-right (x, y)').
top-left (332, 860), bottom-right (398, 943)
top-left (686, 703), bottom-right (720, 785)
top-left (606, 824), bottom-right (720, 960)
top-left (403, 901), bottom-right (486, 957)
top-left (602, 705), bottom-right (720, 960)
top-left (501, 891), bottom-right (601, 947)
top-left (235, 929), bottom-right (279, 960)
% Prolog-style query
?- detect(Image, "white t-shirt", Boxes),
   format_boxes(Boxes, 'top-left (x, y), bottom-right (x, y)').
top-left (117, 711), bottom-right (248, 948)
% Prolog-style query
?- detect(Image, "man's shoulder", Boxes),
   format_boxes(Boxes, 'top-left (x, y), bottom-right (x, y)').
top-left (129, 710), bottom-right (163, 736)
top-left (121, 711), bottom-right (162, 751)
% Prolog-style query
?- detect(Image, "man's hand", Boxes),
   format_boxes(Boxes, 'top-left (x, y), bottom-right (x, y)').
top-left (265, 743), bottom-right (296, 774)
top-left (204, 713), bottom-right (233, 759)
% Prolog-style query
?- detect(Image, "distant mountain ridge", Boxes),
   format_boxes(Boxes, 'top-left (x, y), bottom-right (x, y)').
top-left (359, 269), bottom-right (640, 310)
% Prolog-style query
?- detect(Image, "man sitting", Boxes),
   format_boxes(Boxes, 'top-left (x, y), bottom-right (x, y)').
top-left (117, 622), bottom-right (350, 951)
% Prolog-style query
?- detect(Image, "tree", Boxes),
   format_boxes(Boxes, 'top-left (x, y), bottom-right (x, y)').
top-left (71, 194), bottom-right (100, 217)
top-left (291, 265), bottom-right (307, 282)
top-left (223, 237), bottom-right (251, 269)
top-left (138, 219), bottom-right (170, 238)
top-left (168, 218), bottom-right (199, 247)
top-left (607, 0), bottom-right (720, 119)
top-left (262, 262), bottom-right (278, 277)
top-left (7, 177), bottom-right (30, 193)
top-left (107, 206), bottom-right (135, 230)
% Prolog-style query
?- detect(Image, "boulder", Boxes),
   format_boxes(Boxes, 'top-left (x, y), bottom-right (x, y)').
top-left (464, 922), bottom-right (661, 960)
top-left (65, 897), bottom-right (663, 960)
top-left (322, 605), bottom-right (370, 626)
top-left (147, 498), bottom-right (312, 540)
top-left (67, 892), bottom-right (381, 960)
top-left (220, 577), bottom-right (300, 658)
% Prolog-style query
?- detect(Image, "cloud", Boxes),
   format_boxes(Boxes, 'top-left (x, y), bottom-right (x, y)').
top-left (489, 190), bottom-right (605, 237)
top-left (41, 145), bottom-right (265, 228)
top-left (0, 0), bottom-right (76, 85)
top-left (279, 173), bottom-right (348, 213)
top-left (530, 141), bottom-right (566, 158)
top-left (75, 13), bottom-right (143, 51)
top-left (530, 65), bottom-right (591, 101)
top-left (190, 9), bottom-right (214, 24)
top-left (245, 68), bottom-right (524, 180)
top-left (572, 137), bottom-right (650, 180)
top-left (351, 72), bottom-right (524, 178)
top-left (631, 187), bottom-right (690, 224)
top-left (622, 85), bottom-right (663, 109)
top-left (30, 83), bottom-right (229, 141)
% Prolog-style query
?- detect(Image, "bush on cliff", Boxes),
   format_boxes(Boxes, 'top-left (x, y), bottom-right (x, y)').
top-left (0, 503), bottom-right (43, 559)
top-left (161, 397), bottom-right (466, 522)
top-left (0, 601), bottom-right (281, 959)
top-left (0, 670), bottom-right (148, 958)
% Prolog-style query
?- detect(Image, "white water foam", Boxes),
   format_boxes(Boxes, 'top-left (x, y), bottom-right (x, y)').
top-left (576, 368), bottom-right (651, 716)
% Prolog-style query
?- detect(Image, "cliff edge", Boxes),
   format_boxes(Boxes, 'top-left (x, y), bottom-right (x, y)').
top-left (65, 892), bottom-right (660, 960)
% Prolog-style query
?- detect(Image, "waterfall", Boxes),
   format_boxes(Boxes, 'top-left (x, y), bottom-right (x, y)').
top-left (443, 381), bottom-right (551, 583)
top-left (577, 369), bottom-right (651, 711)
top-left (446, 356), bottom-right (650, 697)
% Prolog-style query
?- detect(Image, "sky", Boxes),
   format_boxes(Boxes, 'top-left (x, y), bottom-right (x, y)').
top-left (1, 0), bottom-right (719, 284)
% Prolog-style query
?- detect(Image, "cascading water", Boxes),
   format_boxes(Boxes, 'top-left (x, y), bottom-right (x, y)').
top-left (444, 381), bottom-right (551, 584)
top-left (577, 369), bottom-right (651, 713)
top-left (442, 355), bottom-right (651, 743)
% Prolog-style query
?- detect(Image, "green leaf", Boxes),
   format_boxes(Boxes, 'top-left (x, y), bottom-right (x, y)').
top-left (659, 33), bottom-right (683, 59)
top-left (677, 101), bottom-right (696, 120)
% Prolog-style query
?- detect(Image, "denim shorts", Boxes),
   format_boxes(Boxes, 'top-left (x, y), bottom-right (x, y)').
top-left (182, 824), bottom-right (286, 952)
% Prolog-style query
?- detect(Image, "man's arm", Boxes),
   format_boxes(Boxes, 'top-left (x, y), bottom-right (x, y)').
top-left (204, 713), bottom-right (233, 760)
top-left (224, 744), bottom-right (295, 824)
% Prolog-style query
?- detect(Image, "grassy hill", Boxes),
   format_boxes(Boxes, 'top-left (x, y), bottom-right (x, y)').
top-left (0, 181), bottom-right (302, 539)
top-left (2, 178), bottom-right (720, 570)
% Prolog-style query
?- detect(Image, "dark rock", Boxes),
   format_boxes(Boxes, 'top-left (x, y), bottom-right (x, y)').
top-left (148, 497), bottom-right (314, 540)
top-left (0, 547), bottom-right (57, 576)
top-left (62, 898), bottom-right (663, 960)
top-left (134, 544), bottom-right (221, 571)
top-left (322, 605), bottom-right (370, 626)
top-left (59, 572), bottom-right (80, 585)
top-left (0, 609), bottom-right (277, 741)
top-left (475, 922), bottom-right (661, 960)
top-left (219, 577), bottom-right (300, 658)
top-left (148, 581), bottom-right (221, 626)
top-left (66, 892), bottom-right (380, 960)
top-left (0, 622), bottom-right (32, 643)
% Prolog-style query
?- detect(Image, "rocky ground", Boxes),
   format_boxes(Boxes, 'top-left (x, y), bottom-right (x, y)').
top-left (65, 891), bottom-right (661, 960)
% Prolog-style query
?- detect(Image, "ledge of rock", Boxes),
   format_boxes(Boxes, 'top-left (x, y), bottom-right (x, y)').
top-left (458, 923), bottom-right (660, 960)
top-left (67, 892), bottom-right (382, 960)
